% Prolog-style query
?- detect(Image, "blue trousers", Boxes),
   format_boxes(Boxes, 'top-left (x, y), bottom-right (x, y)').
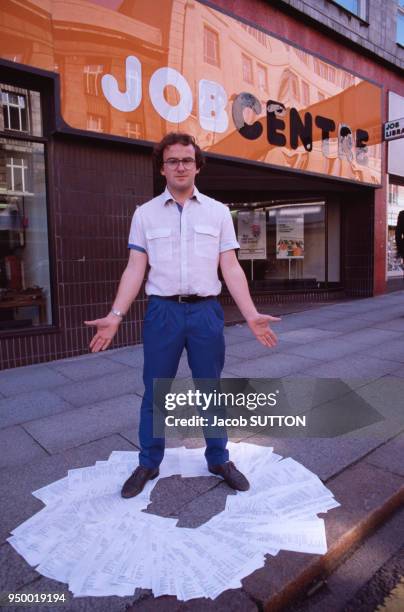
top-left (138, 296), bottom-right (229, 469)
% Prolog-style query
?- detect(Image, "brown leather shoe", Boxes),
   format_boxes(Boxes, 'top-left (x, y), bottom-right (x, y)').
top-left (208, 461), bottom-right (250, 491)
top-left (121, 466), bottom-right (159, 498)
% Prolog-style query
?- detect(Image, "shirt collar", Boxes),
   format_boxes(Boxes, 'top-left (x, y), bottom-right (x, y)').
top-left (162, 186), bottom-right (202, 206)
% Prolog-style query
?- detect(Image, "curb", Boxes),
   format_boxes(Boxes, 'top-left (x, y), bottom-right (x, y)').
top-left (263, 486), bottom-right (404, 611)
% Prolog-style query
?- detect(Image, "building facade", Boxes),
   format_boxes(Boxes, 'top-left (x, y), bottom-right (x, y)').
top-left (0, 0), bottom-right (403, 369)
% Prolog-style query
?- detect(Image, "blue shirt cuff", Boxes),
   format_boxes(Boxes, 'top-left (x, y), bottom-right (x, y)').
top-left (128, 243), bottom-right (147, 253)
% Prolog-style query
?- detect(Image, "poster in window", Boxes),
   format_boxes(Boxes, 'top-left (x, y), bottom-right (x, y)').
top-left (238, 211), bottom-right (267, 260)
top-left (276, 213), bottom-right (304, 259)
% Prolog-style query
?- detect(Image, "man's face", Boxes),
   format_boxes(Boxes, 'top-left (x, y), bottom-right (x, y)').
top-left (160, 143), bottom-right (200, 194)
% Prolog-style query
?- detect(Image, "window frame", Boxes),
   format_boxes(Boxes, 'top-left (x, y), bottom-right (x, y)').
top-left (1, 90), bottom-right (29, 133)
top-left (242, 53), bottom-right (254, 85)
top-left (328, 0), bottom-right (368, 21)
top-left (203, 25), bottom-right (221, 67)
top-left (0, 77), bottom-right (56, 337)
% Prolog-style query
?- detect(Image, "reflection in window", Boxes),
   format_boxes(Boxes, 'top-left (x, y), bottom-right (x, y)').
top-left (278, 69), bottom-right (300, 102)
top-left (203, 26), bottom-right (220, 66)
top-left (242, 54), bottom-right (253, 84)
top-left (84, 65), bottom-right (103, 96)
top-left (125, 121), bottom-right (143, 139)
top-left (302, 80), bottom-right (310, 106)
top-left (2, 91), bottom-right (28, 132)
top-left (87, 114), bottom-right (104, 133)
top-left (6, 157), bottom-right (29, 193)
top-left (257, 64), bottom-right (268, 92)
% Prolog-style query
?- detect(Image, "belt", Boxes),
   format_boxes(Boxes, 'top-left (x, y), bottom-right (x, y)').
top-left (150, 294), bottom-right (216, 303)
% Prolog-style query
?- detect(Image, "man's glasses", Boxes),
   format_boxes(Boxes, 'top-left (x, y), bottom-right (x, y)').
top-left (163, 157), bottom-right (196, 170)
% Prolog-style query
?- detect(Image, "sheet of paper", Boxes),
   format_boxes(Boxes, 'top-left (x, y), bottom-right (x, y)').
top-left (8, 442), bottom-right (339, 601)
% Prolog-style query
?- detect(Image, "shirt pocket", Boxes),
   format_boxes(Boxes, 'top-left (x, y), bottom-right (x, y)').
top-left (146, 227), bottom-right (172, 262)
top-left (194, 224), bottom-right (220, 259)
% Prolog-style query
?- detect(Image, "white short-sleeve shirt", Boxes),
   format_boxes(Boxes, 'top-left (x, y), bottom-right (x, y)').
top-left (128, 186), bottom-right (240, 296)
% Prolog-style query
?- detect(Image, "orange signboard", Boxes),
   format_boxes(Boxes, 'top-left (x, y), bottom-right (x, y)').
top-left (0, 0), bottom-right (382, 184)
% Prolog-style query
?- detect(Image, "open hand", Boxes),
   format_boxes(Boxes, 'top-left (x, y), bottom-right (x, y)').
top-left (247, 313), bottom-right (281, 347)
top-left (84, 314), bottom-right (121, 352)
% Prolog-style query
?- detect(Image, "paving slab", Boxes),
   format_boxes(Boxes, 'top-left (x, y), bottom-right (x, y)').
top-left (224, 332), bottom-right (257, 346)
top-left (52, 367), bottom-right (144, 407)
top-left (283, 338), bottom-right (367, 361)
top-left (144, 474), bottom-right (219, 519)
top-left (352, 307), bottom-right (404, 323)
top-left (224, 354), bottom-right (320, 378)
top-left (5, 574), bottom-right (133, 612)
top-left (48, 354), bottom-right (129, 381)
top-left (0, 365), bottom-right (71, 397)
top-left (225, 339), bottom-right (302, 360)
top-left (361, 337), bottom-right (404, 363)
top-left (0, 425), bottom-right (48, 469)
top-left (241, 436), bottom-right (392, 481)
top-left (23, 394), bottom-right (142, 453)
top-left (0, 541), bottom-right (39, 593)
top-left (0, 434), bottom-right (135, 543)
top-left (176, 481), bottom-right (236, 528)
top-left (364, 431), bottom-right (404, 477)
top-left (334, 328), bottom-right (400, 347)
top-left (127, 589), bottom-right (258, 611)
top-left (277, 328), bottom-right (341, 344)
top-left (314, 318), bottom-right (373, 333)
top-left (0, 390), bottom-right (73, 430)
top-left (374, 317), bottom-right (404, 331)
top-left (352, 376), bottom-right (404, 422)
top-left (299, 353), bottom-right (401, 379)
top-left (104, 346), bottom-right (145, 367)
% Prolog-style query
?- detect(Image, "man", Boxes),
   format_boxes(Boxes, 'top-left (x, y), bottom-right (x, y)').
top-left (85, 132), bottom-right (280, 498)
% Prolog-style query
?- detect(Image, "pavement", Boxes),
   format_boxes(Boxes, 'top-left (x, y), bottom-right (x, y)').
top-left (1, 291), bottom-right (404, 611)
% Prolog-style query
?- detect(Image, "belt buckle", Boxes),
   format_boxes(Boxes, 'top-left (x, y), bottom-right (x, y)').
top-left (178, 295), bottom-right (189, 303)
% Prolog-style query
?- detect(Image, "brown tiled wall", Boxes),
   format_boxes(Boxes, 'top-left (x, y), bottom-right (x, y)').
top-left (0, 136), bottom-right (153, 370)
top-left (342, 191), bottom-right (374, 297)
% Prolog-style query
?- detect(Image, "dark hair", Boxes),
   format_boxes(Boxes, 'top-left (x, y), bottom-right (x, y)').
top-left (153, 132), bottom-right (205, 170)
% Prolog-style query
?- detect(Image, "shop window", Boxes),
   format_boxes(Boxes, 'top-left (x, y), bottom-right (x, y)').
top-left (387, 181), bottom-right (404, 276)
top-left (242, 54), bottom-right (254, 85)
top-left (203, 26), bottom-right (220, 67)
top-left (84, 65), bottom-right (103, 96)
top-left (2, 91), bottom-right (29, 132)
top-left (232, 201), bottom-right (332, 290)
top-left (257, 64), bottom-right (268, 93)
top-left (398, 0), bottom-right (404, 46)
top-left (0, 83), bottom-right (52, 332)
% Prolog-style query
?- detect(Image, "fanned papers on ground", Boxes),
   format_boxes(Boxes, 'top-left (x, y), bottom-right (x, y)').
top-left (8, 442), bottom-right (340, 600)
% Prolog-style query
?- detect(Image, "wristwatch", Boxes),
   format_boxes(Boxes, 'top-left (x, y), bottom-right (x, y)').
top-left (110, 308), bottom-right (124, 319)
